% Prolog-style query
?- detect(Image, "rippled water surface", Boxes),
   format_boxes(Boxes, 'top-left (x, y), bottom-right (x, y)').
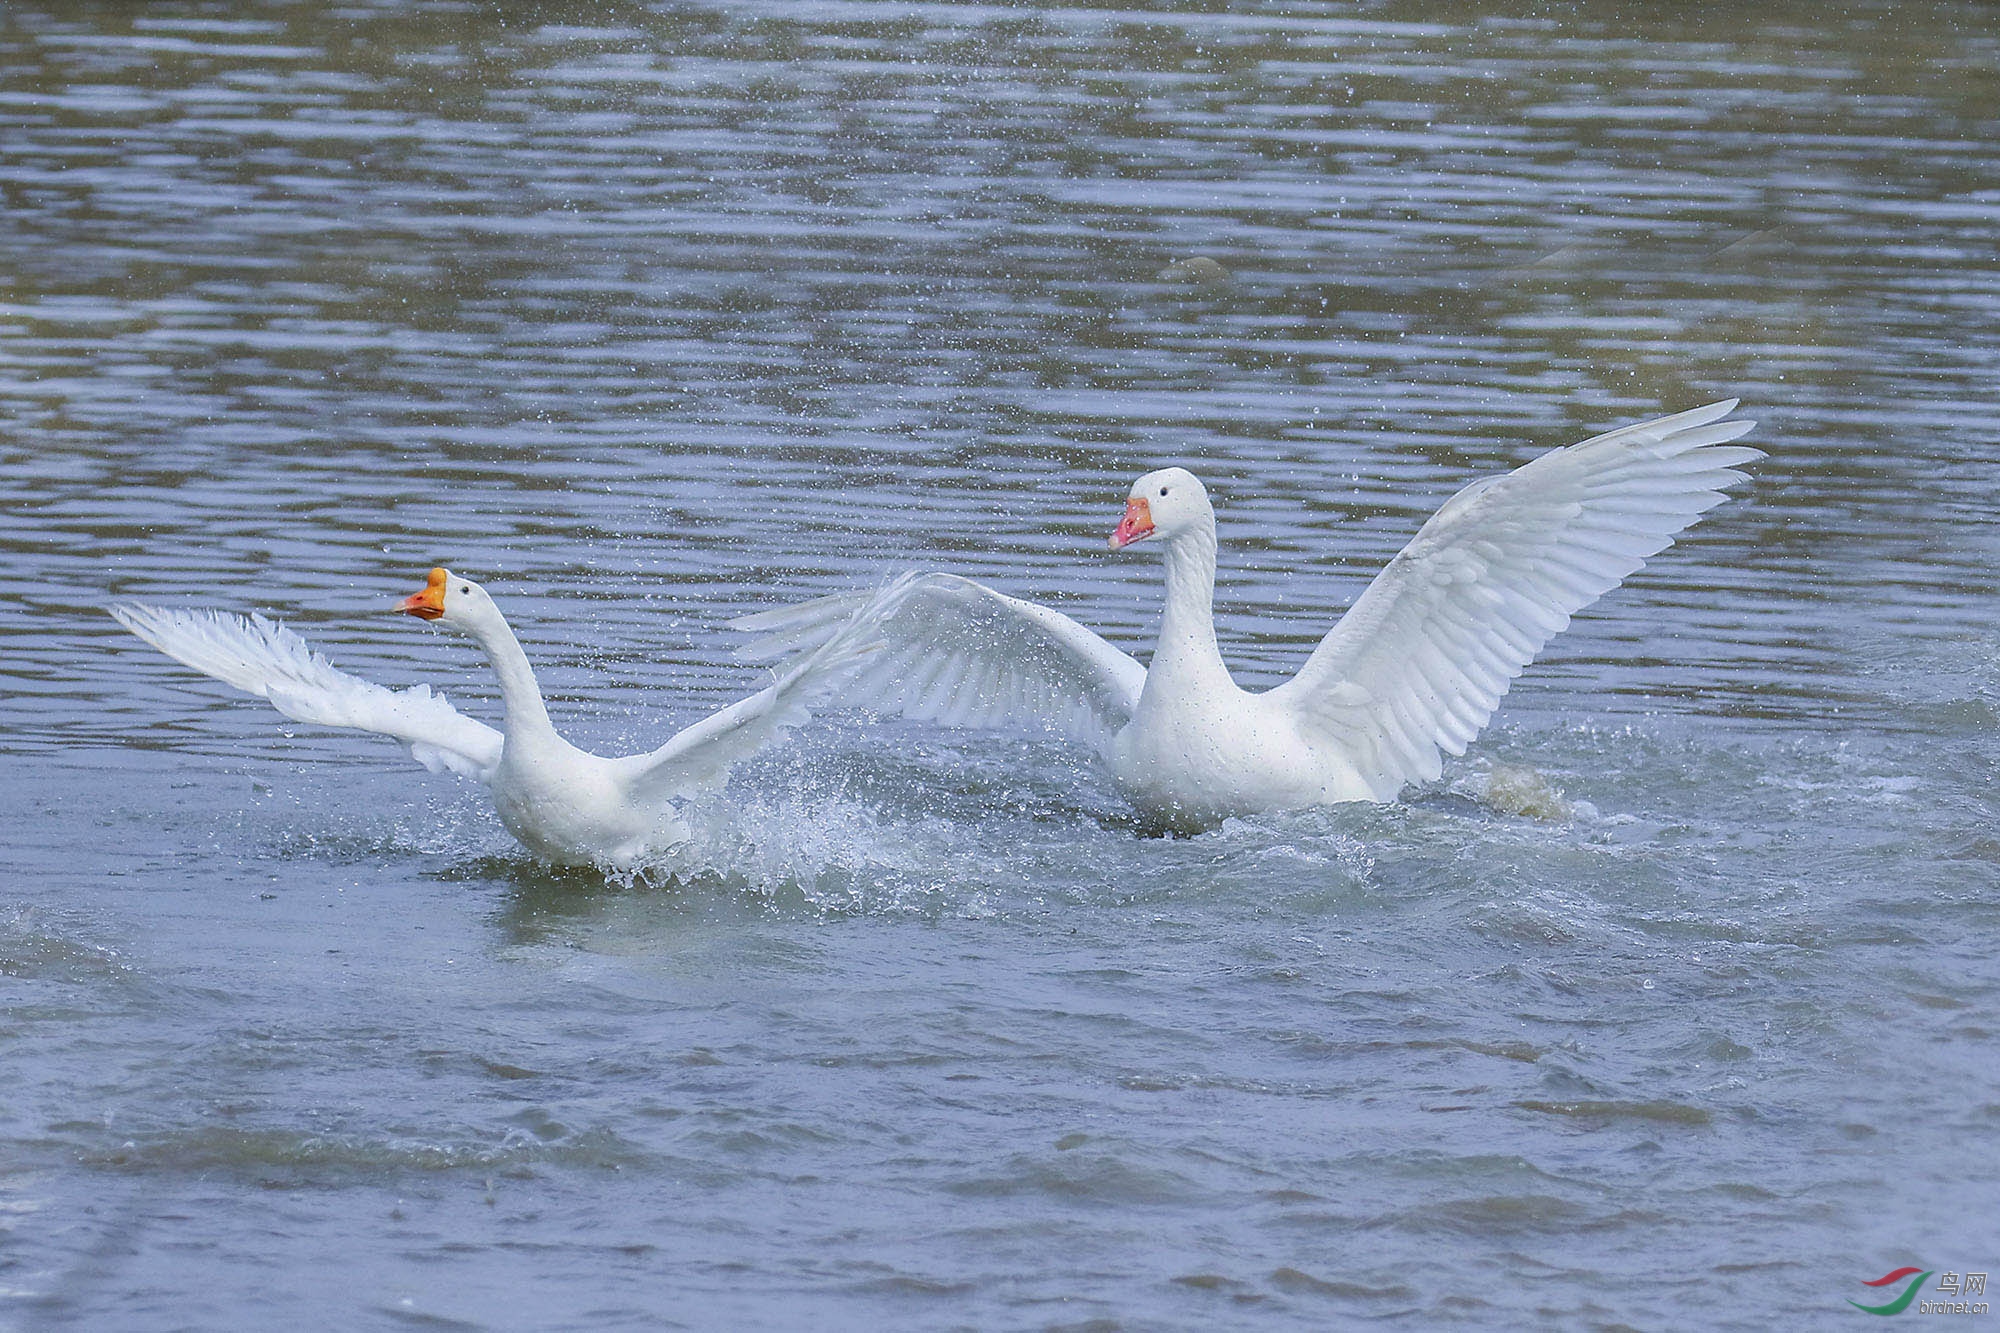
top-left (5, 2), bottom-right (2000, 1327)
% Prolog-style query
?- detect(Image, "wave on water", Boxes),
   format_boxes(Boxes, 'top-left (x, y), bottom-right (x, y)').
top-left (73, 1121), bottom-right (654, 1179)
top-left (0, 907), bottom-right (134, 985)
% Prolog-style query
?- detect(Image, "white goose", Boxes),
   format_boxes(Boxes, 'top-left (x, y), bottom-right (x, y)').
top-left (113, 568), bottom-right (882, 867)
top-left (736, 402), bottom-right (1759, 831)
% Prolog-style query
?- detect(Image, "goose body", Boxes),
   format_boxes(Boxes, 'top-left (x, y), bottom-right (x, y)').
top-left (114, 568), bottom-right (881, 867)
top-left (1111, 665), bottom-right (1368, 824)
top-left (736, 402), bottom-right (1760, 831)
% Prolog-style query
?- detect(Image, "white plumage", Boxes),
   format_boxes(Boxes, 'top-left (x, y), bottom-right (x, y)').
top-left (112, 604), bottom-right (504, 779)
top-left (737, 401), bottom-right (1759, 830)
top-left (114, 568), bottom-right (884, 867)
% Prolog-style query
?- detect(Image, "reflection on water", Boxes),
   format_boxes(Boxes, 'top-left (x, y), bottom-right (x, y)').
top-left (4, 1), bottom-right (2000, 1327)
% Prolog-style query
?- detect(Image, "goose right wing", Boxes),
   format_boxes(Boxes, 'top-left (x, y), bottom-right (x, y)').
top-left (111, 605), bottom-right (504, 781)
top-left (616, 585), bottom-right (892, 806)
top-left (732, 572), bottom-right (1146, 758)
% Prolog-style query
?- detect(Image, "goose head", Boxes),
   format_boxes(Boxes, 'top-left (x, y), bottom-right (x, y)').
top-left (396, 567), bottom-right (503, 632)
top-left (1109, 467), bottom-right (1213, 551)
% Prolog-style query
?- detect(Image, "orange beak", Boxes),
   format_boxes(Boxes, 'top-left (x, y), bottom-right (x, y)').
top-left (1109, 496), bottom-right (1154, 550)
top-left (397, 567), bottom-right (449, 620)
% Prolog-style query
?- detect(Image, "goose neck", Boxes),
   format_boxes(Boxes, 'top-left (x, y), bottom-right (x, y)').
top-left (1151, 528), bottom-right (1230, 686)
top-left (468, 613), bottom-right (554, 737)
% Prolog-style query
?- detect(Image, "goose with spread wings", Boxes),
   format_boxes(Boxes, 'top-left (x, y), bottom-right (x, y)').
top-left (735, 402), bottom-right (1759, 831)
top-left (113, 568), bottom-right (882, 867)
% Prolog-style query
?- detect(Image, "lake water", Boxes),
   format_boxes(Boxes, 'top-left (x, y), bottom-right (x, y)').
top-left (4, 2), bottom-right (1999, 1327)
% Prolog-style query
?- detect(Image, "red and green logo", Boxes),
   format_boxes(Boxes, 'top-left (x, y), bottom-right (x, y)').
top-left (1850, 1267), bottom-right (1932, 1315)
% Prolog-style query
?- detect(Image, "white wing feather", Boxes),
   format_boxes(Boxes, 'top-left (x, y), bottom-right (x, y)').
top-left (615, 581), bottom-right (893, 804)
top-left (732, 571), bottom-right (1146, 759)
top-left (110, 605), bottom-right (504, 781)
top-left (1269, 400), bottom-right (1759, 798)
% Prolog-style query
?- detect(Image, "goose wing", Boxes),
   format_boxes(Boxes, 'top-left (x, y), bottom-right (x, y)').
top-left (615, 585), bottom-right (894, 805)
top-left (1268, 400), bottom-right (1759, 799)
top-left (731, 571), bottom-right (1146, 759)
top-left (111, 605), bottom-right (504, 781)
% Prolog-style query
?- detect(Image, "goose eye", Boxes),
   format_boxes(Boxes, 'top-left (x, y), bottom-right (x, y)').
top-left (1159, 486), bottom-right (1169, 497)
top-left (460, 585), bottom-right (471, 595)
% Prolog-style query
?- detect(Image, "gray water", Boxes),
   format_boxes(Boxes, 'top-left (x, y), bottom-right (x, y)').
top-left (4, 2), bottom-right (1999, 1327)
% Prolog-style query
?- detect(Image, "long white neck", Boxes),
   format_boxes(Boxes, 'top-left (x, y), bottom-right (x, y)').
top-left (1146, 520), bottom-right (1234, 695)
top-left (466, 612), bottom-right (554, 737)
